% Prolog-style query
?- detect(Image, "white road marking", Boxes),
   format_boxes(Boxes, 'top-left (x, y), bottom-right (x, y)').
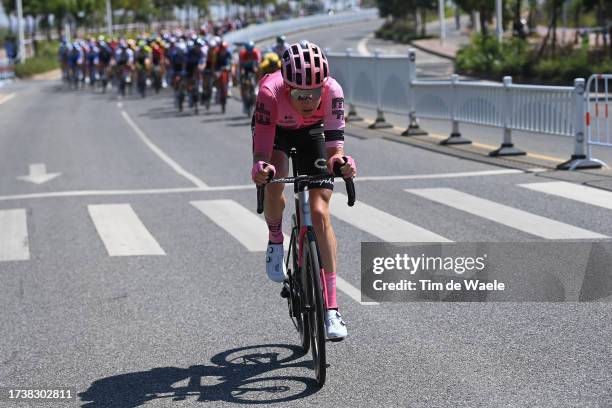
top-left (519, 182), bottom-right (612, 211)
top-left (358, 169), bottom-right (524, 181)
top-left (120, 110), bottom-right (208, 188)
top-left (0, 93), bottom-right (16, 105)
top-left (336, 275), bottom-right (378, 305)
top-left (0, 169), bottom-right (543, 202)
top-left (88, 204), bottom-right (166, 256)
top-left (0, 187), bottom-right (209, 202)
top-left (17, 163), bottom-right (61, 184)
top-left (191, 200), bottom-right (288, 252)
top-left (0, 209), bottom-right (30, 261)
top-left (330, 193), bottom-right (451, 242)
top-left (356, 34), bottom-right (372, 55)
top-left (406, 188), bottom-right (608, 239)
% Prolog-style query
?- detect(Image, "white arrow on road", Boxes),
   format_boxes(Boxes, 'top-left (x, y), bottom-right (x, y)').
top-left (17, 164), bottom-right (61, 184)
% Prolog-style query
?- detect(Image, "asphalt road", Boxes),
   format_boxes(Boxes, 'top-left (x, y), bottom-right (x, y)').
top-left (1, 20), bottom-right (612, 408)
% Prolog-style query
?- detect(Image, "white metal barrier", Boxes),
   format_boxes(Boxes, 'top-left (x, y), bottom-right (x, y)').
top-left (224, 9), bottom-right (378, 45)
top-left (328, 49), bottom-right (423, 132)
top-left (585, 74), bottom-right (611, 164)
top-left (328, 47), bottom-right (609, 168)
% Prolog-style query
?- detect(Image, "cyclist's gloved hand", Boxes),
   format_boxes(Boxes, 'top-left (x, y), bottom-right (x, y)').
top-left (251, 161), bottom-right (275, 185)
top-left (328, 155), bottom-right (356, 178)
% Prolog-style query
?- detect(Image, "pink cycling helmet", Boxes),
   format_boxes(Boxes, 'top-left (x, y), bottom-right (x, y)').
top-left (281, 41), bottom-right (329, 89)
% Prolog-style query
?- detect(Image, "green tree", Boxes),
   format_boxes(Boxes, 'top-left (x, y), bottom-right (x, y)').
top-left (455, 0), bottom-right (496, 36)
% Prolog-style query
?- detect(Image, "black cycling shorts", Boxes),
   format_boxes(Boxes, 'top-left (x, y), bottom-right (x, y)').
top-left (252, 120), bottom-right (334, 191)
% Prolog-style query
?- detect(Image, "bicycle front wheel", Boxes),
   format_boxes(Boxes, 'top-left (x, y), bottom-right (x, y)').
top-left (302, 232), bottom-right (326, 387)
top-left (289, 215), bottom-right (309, 353)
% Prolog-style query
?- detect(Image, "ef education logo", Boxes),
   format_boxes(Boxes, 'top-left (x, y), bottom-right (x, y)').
top-left (279, 115), bottom-right (297, 126)
top-left (314, 158), bottom-right (327, 170)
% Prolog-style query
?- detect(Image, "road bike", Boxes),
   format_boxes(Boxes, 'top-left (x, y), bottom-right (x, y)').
top-left (240, 71), bottom-right (257, 117)
top-left (174, 72), bottom-right (186, 112)
top-left (185, 72), bottom-right (200, 115)
top-left (136, 64), bottom-right (148, 98)
top-left (200, 69), bottom-right (213, 110)
top-left (151, 64), bottom-right (163, 94)
top-left (215, 68), bottom-right (230, 114)
top-left (116, 64), bottom-right (132, 97)
top-left (256, 146), bottom-right (356, 387)
top-left (98, 63), bottom-right (109, 93)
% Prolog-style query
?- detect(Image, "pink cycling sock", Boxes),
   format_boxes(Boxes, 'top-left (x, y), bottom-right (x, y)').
top-left (323, 270), bottom-right (338, 309)
top-left (265, 216), bottom-right (283, 244)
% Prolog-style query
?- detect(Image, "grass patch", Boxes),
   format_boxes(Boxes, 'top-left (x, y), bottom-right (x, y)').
top-left (456, 33), bottom-right (612, 85)
top-left (375, 19), bottom-right (435, 44)
top-left (14, 40), bottom-right (59, 78)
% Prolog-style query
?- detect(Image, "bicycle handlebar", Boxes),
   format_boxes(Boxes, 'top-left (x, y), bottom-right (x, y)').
top-left (256, 158), bottom-right (356, 214)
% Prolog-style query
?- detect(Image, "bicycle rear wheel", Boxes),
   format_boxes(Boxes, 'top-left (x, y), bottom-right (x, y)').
top-left (302, 232), bottom-right (326, 387)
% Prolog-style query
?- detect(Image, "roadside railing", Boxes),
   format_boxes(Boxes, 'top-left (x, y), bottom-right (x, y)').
top-left (583, 74), bottom-right (612, 168)
top-left (327, 48), bottom-right (610, 170)
top-left (224, 8), bottom-right (378, 44)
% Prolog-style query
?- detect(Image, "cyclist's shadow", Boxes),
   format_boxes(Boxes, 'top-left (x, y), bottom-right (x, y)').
top-left (79, 344), bottom-right (319, 407)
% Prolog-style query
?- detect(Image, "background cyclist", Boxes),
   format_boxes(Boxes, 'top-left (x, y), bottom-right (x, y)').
top-left (238, 40), bottom-right (261, 114)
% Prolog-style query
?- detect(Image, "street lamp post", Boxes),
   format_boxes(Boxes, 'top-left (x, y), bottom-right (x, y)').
top-left (106, 0), bottom-right (113, 36)
top-left (496, 0), bottom-right (503, 42)
top-left (439, 0), bottom-right (446, 45)
top-left (15, 0), bottom-right (26, 62)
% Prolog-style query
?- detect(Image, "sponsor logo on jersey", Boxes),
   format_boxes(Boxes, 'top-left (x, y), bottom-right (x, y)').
top-left (332, 97), bottom-right (344, 109)
top-left (279, 114), bottom-right (297, 126)
top-left (255, 102), bottom-right (271, 125)
top-left (331, 97), bottom-right (344, 120)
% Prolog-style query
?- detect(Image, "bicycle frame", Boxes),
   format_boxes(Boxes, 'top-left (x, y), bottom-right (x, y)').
top-left (290, 161), bottom-right (328, 310)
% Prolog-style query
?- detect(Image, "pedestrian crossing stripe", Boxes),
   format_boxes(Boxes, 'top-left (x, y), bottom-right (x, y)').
top-left (405, 188), bottom-right (608, 240)
top-left (519, 182), bottom-right (612, 211)
top-left (0, 209), bottom-right (30, 261)
top-left (88, 204), bottom-right (166, 256)
top-left (330, 193), bottom-right (451, 242)
top-left (2, 188), bottom-right (611, 264)
top-left (191, 200), bottom-right (289, 252)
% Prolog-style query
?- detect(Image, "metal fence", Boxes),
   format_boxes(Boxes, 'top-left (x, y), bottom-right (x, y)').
top-left (586, 74), bottom-right (612, 155)
top-left (327, 48), bottom-right (610, 169)
top-left (224, 8), bottom-right (378, 44)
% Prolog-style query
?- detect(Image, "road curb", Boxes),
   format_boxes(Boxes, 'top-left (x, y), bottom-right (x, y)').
top-left (408, 41), bottom-right (456, 61)
top-left (346, 120), bottom-right (612, 192)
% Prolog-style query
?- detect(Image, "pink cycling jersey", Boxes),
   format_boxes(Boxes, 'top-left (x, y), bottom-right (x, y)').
top-left (252, 70), bottom-right (345, 158)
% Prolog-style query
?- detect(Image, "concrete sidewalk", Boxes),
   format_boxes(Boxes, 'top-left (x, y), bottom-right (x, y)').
top-left (410, 24), bottom-right (609, 61)
top-left (410, 17), bottom-right (472, 60)
top-left (410, 38), bottom-right (461, 60)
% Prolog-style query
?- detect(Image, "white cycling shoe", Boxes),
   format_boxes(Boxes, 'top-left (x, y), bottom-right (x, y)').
top-left (325, 310), bottom-right (347, 340)
top-left (266, 243), bottom-right (287, 283)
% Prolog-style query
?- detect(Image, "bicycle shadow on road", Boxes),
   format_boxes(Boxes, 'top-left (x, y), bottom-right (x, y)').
top-left (78, 343), bottom-right (320, 407)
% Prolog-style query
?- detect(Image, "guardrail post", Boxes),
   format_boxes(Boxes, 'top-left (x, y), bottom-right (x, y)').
top-left (344, 48), bottom-right (363, 122)
top-left (368, 50), bottom-right (393, 129)
top-left (440, 74), bottom-right (471, 145)
top-left (557, 78), bottom-right (603, 170)
top-left (402, 48), bottom-right (428, 136)
top-left (489, 76), bottom-right (526, 156)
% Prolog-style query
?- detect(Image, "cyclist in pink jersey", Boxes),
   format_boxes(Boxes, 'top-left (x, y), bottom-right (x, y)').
top-left (251, 41), bottom-right (356, 340)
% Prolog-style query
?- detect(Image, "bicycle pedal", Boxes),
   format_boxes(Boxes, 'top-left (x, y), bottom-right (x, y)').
top-left (280, 285), bottom-right (290, 299)
top-left (327, 337), bottom-right (344, 343)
